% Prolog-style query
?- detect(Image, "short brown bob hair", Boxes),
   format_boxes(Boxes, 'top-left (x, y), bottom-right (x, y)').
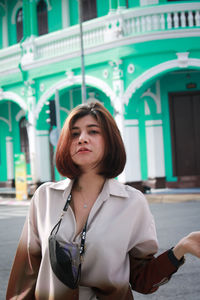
top-left (56, 101), bottom-right (126, 179)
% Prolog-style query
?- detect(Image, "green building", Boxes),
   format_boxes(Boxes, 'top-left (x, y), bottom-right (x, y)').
top-left (0, 0), bottom-right (200, 192)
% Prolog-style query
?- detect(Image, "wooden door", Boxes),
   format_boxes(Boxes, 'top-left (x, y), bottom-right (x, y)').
top-left (169, 92), bottom-right (200, 178)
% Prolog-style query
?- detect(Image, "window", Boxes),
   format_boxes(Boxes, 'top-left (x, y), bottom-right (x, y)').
top-left (16, 8), bottom-right (23, 42)
top-left (82, 0), bottom-right (97, 22)
top-left (37, 0), bottom-right (48, 36)
top-left (19, 117), bottom-right (30, 163)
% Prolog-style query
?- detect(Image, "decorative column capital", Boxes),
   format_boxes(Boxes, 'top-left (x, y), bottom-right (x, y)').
top-left (176, 52), bottom-right (190, 68)
top-left (21, 36), bottom-right (36, 66)
top-left (109, 59), bottom-right (123, 80)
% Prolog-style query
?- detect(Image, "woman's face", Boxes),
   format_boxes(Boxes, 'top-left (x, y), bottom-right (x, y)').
top-left (69, 115), bottom-right (105, 172)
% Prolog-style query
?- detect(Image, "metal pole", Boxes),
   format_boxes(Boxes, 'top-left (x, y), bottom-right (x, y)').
top-left (78, 0), bottom-right (87, 103)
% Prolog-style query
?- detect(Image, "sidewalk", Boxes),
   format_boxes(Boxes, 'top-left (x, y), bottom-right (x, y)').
top-left (0, 197), bottom-right (30, 206)
top-left (1, 188), bottom-right (200, 205)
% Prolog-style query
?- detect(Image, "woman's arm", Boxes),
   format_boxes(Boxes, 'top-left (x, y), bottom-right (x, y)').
top-left (6, 197), bottom-right (41, 300)
top-left (173, 231), bottom-right (200, 259)
top-left (130, 231), bottom-right (200, 295)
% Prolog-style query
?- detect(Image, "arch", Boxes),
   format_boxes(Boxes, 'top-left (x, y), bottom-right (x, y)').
top-left (40, 0), bottom-right (52, 11)
top-left (16, 109), bottom-right (26, 122)
top-left (123, 58), bottom-right (200, 105)
top-left (35, 75), bottom-right (115, 119)
top-left (11, 1), bottom-right (23, 24)
top-left (16, 7), bottom-right (23, 42)
top-left (0, 91), bottom-right (28, 111)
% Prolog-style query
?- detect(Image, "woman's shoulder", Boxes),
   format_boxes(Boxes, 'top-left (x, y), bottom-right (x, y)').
top-left (35, 178), bottom-right (71, 193)
top-left (31, 179), bottom-right (72, 204)
top-left (108, 179), bottom-right (147, 204)
top-left (29, 179), bottom-right (73, 213)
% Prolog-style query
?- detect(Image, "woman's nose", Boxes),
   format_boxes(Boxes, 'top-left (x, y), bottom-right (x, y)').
top-left (78, 132), bottom-right (88, 144)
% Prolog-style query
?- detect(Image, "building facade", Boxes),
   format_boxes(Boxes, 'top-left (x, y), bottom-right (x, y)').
top-left (0, 0), bottom-right (200, 192)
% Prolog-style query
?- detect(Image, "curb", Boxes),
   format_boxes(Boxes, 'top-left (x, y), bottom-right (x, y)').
top-left (146, 193), bottom-right (200, 203)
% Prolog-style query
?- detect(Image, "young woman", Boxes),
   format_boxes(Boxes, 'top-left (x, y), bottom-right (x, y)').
top-left (7, 102), bottom-right (200, 300)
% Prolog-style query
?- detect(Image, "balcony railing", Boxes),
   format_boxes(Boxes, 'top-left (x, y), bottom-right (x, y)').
top-left (0, 44), bottom-right (21, 74)
top-left (0, 2), bottom-right (199, 74)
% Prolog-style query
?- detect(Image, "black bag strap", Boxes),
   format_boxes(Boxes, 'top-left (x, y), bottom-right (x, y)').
top-left (50, 193), bottom-right (87, 257)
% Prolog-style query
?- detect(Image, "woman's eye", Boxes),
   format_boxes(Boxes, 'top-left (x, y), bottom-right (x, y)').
top-left (89, 130), bottom-right (99, 135)
top-left (71, 132), bottom-right (79, 138)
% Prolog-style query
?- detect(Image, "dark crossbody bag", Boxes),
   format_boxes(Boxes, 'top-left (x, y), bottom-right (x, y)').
top-left (49, 193), bottom-right (87, 289)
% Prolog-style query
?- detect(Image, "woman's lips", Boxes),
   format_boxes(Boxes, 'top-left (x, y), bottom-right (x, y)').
top-left (77, 147), bottom-right (91, 153)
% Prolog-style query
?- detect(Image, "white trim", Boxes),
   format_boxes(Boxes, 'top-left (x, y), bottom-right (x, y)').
top-left (2, 15), bottom-right (8, 47)
top-left (6, 136), bottom-right (14, 180)
top-left (140, 0), bottom-right (158, 6)
top-left (60, 106), bottom-right (70, 115)
top-left (0, 117), bottom-right (10, 127)
top-left (141, 80), bottom-right (161, 114)
top-left (22, 28), bottom-right (200, 71)
top-left (11, 1), bottom-right (22, 24)
top-left (0, 91), bottom-right (27, 111)
top-left (62, 0), bottom-right (70, 28)
top-left (123, 58), bottom-right (200, 104)
top-left (146, 125), bottom-right (165, 178)
top-left (124, 125), bottom-right (141, 181)
top-left (35, 75), bottom-right (115, 119)
top-left (145, 120), bottom-right (162, 126)
top-left (0, 67), bottom-right (20, 76)
top-left (8, 101), bottom-right (12, 132)
top-left (124, 119), bottom-right (139, 126)
top-left (15, 109), bottom-right (26, 122)
top-left (46, 0), bottom-right (52, 11)
top-left (36, 130), bottom-right (49, 136)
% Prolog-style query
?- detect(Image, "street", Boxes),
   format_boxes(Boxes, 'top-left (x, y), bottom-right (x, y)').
top-left (0, 200), bottom-right (200, 300)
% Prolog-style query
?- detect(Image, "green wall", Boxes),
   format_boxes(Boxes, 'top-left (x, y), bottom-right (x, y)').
top-left (48, 0), bottom-right (62, 32)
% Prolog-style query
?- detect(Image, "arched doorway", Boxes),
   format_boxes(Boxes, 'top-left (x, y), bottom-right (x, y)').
top-left (169, 90), bottom-right (200, 187)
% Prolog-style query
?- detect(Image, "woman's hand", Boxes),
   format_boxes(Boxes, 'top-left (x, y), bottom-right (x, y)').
top-left (173, 231), bottom-right (200, 260)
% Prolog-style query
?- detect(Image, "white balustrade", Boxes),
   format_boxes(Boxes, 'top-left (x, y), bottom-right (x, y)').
top-left (196, 11), bottom-right (200, 26)
top-left (181, 12), bottom-right (186, 27)
top-left (188, 11), bottom-right (194, 27)
top-left (167, 13), bottom-right (172, 29)
top-left (174, 12), bottom-right (179, 28)
top-left (160, 14), bottom-right (165, 30)
top-left (0, 2), bottom-right (199, 73)
top-left (0, 44), bottom-right (21, 72)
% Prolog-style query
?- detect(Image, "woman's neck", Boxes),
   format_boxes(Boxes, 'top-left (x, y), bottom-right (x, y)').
top-left (75, 172), bottom-right (106, 195)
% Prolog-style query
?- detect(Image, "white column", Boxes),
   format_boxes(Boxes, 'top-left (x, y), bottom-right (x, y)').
top-left (36, 130), bottom-right (51, 182)
top-left (62, 0), bottom-right (70, 28)
top-left (6, 136), bottom-right (14, 180)
top-left (2, 15), bottom-right (8, 48)
top-left (27, 90), bottom-right (39, 184)
top-left (124, 120), bottom-right (141, 182)
top-left (112, 80), bottom-right (126, 182)
top-left (27, 123), bottom-right (39, 183)
top-left (145, 120), bottom-right (165, 178)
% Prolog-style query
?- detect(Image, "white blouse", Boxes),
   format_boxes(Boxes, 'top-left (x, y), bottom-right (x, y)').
top-left (7, 178), bottom-right (158, 300)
